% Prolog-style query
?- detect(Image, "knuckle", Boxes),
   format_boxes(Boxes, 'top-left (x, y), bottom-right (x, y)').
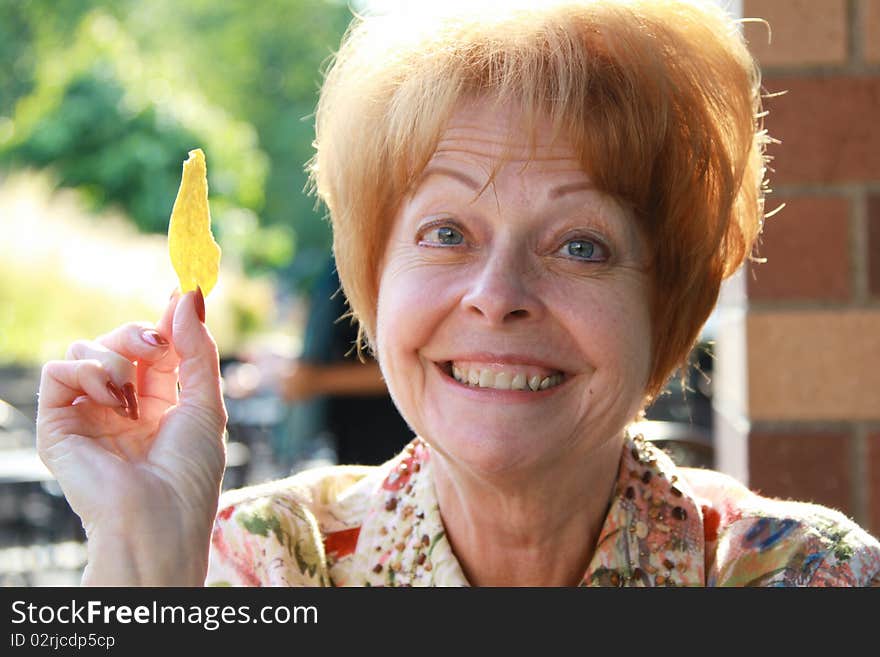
top-left (39, 360), bottom-right (66, 389)
top-left (73, 358), bottom-right (102, 379)
top-left (65, 339), bottom-right (91, 360)
top-left (123, 321), bottom-right (154, 340)
top-left (107, 351), bottom-right (136, 372)
top-left (41, 360), bottom-right (62, 378)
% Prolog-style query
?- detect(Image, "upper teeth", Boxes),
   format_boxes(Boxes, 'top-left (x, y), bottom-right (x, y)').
top-left (451, 365), bottom-right (563, 391)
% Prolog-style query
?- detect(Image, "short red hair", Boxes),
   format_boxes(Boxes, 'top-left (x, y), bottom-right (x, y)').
top-left (310, 0), bottom-right (769, 399)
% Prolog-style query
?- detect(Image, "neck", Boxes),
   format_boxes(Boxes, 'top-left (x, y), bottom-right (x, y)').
top-left (430, 434), bottom-right (625, 587)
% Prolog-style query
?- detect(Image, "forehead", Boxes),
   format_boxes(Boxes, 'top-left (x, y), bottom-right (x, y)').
top-left (429, 98), bottom-right (587, 179)
top-left (409, 98), bottom-right (646, 256)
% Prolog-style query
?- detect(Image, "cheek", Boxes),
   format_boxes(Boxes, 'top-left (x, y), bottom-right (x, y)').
top-left (607, 293), bottom-right (653, 391)
top-left (377, 264), bottom-right (436, 354)
top-left (556, 280), bottom-right (652, 387)
top-left (375, 259), bottom-right (458, 404)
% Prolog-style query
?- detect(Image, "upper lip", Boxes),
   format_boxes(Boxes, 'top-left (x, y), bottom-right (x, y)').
top-left (434, 352), bottom-right (570, 374)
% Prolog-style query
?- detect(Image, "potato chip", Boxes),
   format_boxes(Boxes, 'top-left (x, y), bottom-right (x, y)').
top-left (168, 148), bottom-right (221, 297)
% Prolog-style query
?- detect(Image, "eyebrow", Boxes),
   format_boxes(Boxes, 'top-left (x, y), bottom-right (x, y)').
top-left (548, 181), bottom-right (596, 199)
top-left (419, 166), bottom-right (480, 191)
top-left (419, 166), bottom-right (596, 199)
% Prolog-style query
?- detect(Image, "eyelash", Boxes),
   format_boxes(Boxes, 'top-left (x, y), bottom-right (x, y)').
top-left (418, 220), bottom-right (467, 248)
top-left (555, 236), bottom-right (609, 263)
top-left (418, 221), bottom-right (610, 263)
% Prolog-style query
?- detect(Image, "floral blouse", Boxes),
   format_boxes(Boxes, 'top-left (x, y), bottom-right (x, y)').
top-left (206, 434), bottom-right (880, 587)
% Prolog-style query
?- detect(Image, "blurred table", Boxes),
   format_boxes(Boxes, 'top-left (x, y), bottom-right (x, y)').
top-left (0, 448), bottom-right (53, 484)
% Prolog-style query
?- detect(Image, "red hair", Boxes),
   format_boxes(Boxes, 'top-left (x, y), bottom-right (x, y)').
top-left (310, 0), bottom-right (769, 399)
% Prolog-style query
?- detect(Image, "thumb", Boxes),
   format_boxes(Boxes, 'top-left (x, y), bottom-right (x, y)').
top-left (172, 287), bottom-right (224, 415)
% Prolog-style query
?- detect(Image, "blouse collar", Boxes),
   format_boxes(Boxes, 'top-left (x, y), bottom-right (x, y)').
top-left (581, 432), bottom-right (705, 586)
top-left (352, 432), bottom-right (705, 586)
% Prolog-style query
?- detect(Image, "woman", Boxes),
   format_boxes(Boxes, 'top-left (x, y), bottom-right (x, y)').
top-left (37, 0), bottom-right (880, 586)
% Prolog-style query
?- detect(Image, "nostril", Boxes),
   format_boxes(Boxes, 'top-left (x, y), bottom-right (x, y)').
top-left (465, 305), bottom-right (530, 322)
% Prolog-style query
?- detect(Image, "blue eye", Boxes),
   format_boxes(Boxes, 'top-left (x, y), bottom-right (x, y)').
top-left (421, 225), bottom-right (464, 246)
top-left (560, 239), bottom-right (607, 262)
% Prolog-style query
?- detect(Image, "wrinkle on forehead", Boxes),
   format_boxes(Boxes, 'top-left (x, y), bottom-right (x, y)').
top-left (425, 101), bottom-right (591, 207)
top-left (407, 98), bottom-right (647, 263)
top-left (433, 100), bottom-right (582, 167)
top-left (434, 128), bottom-right (580, 165)
top-left (408, 102), bottom-right (647, 264)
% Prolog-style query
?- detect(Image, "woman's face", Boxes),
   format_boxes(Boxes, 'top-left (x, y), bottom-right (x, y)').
top-left (375, 99), bottom-right (653, 476)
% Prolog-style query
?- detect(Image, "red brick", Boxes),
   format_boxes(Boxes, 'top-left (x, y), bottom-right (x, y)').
top-left (749, 431), bottom-right (852, 516)
top-left (743, 0), bottom-right (847, 67)
top-left (762, 76), bottom-right (880, 185)
top-left (866, 0), bottom-right (880, 63)
top-left (869, 195), bottom-right (880, 298)
top-left (748, 196), bottom-right (850, 301)
top-left (747, 311), bottom-right (880, 421)
top-left (869, 432), bottom-right (880, 537)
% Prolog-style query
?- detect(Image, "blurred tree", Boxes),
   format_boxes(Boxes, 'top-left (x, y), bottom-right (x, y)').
top-left (0, 0), bottom-right (122, 117)
top-left (125, 0), bottom-right (354, 288)
top-left (4, 68), bottom-right (202, 233)
top-left (0, 0), bottom-right (355, 291)
top-left (0, 3), bottom-right (36, 118)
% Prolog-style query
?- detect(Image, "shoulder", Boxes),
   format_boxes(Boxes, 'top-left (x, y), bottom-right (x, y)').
top-left (206, 464), bottom-right (381, 587)
top-left (680, 468), bottom-right (880, 587)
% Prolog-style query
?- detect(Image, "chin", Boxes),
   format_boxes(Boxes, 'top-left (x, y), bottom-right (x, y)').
top-left (425, 422), bottom-right (560, 478)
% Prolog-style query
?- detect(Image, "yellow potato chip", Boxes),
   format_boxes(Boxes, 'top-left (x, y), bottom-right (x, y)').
top-left (168, 148), bottom-right (221, 297)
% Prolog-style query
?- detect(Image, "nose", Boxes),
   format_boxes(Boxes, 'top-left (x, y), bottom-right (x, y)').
top-left (460, 248), bottom-right (543, 325)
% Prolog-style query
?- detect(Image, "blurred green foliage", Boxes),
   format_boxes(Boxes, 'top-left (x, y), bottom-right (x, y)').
top-left (6, 69), bottom-right (201, 233)
top-left (0, 0), bottom-right (355, 289)
top-left (0, 3), bottom-right (35, 117)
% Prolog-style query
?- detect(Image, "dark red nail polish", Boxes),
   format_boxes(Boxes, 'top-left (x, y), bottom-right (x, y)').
top-left (106, 381), bottom-right (127, 408)
top-left (122, 382), bottom-right (139, 420)
top-left (141, 329), bottom-right (169, 347)
top-left (194, 286), bottom-right (206, 323)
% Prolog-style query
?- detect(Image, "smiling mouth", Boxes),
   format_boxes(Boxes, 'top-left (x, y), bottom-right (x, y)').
top-left (438, 361), bottom-right (567, 392)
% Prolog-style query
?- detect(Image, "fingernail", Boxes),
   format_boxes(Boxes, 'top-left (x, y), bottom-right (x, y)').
top-left (122, 382), bottom-right (140, 420)
top-left (141, 329), bottom-right (169, 348)
top-left (194, 286), bottom-right (206, 324)
top-left (106, 381), bottom-right (128, 408)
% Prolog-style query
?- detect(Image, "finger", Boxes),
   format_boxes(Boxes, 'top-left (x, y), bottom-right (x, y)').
top-left (173, 289), bottom-right (226, 421)
top-left (38, 359), bottom-right (130, 412)
top-left (156, 289), bottom-right (181, 339)
top-left (64, 341), bottom-right (141, 419)
top-left (66, 340), bottom-right (138, 388)
top-left (90, 322), bottom-right (173, 366)
top-left (88, 294), bottom-right (183, 406)
top-left (72, 395), bottom-right (130, 420)
top-left (136, 292), bottom-right (183, 404)
top-left (73, 322), bottom-right (164, 412)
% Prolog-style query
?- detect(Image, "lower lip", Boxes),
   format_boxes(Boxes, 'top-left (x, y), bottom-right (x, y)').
top-left (432, 362), bottom-right (570, 404)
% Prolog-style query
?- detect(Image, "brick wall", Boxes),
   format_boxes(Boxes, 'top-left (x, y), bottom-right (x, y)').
top-left (715, 1), bottom-right (880, 536)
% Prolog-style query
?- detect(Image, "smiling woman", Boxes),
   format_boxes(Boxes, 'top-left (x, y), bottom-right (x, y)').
top-left (370, 103), bottom-right (656, 585)
top-left (36, 0), bottom-right (880, 587)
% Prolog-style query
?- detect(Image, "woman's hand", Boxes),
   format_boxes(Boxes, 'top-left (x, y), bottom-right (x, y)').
top-left (35, 290), bottom-right (228, 586)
